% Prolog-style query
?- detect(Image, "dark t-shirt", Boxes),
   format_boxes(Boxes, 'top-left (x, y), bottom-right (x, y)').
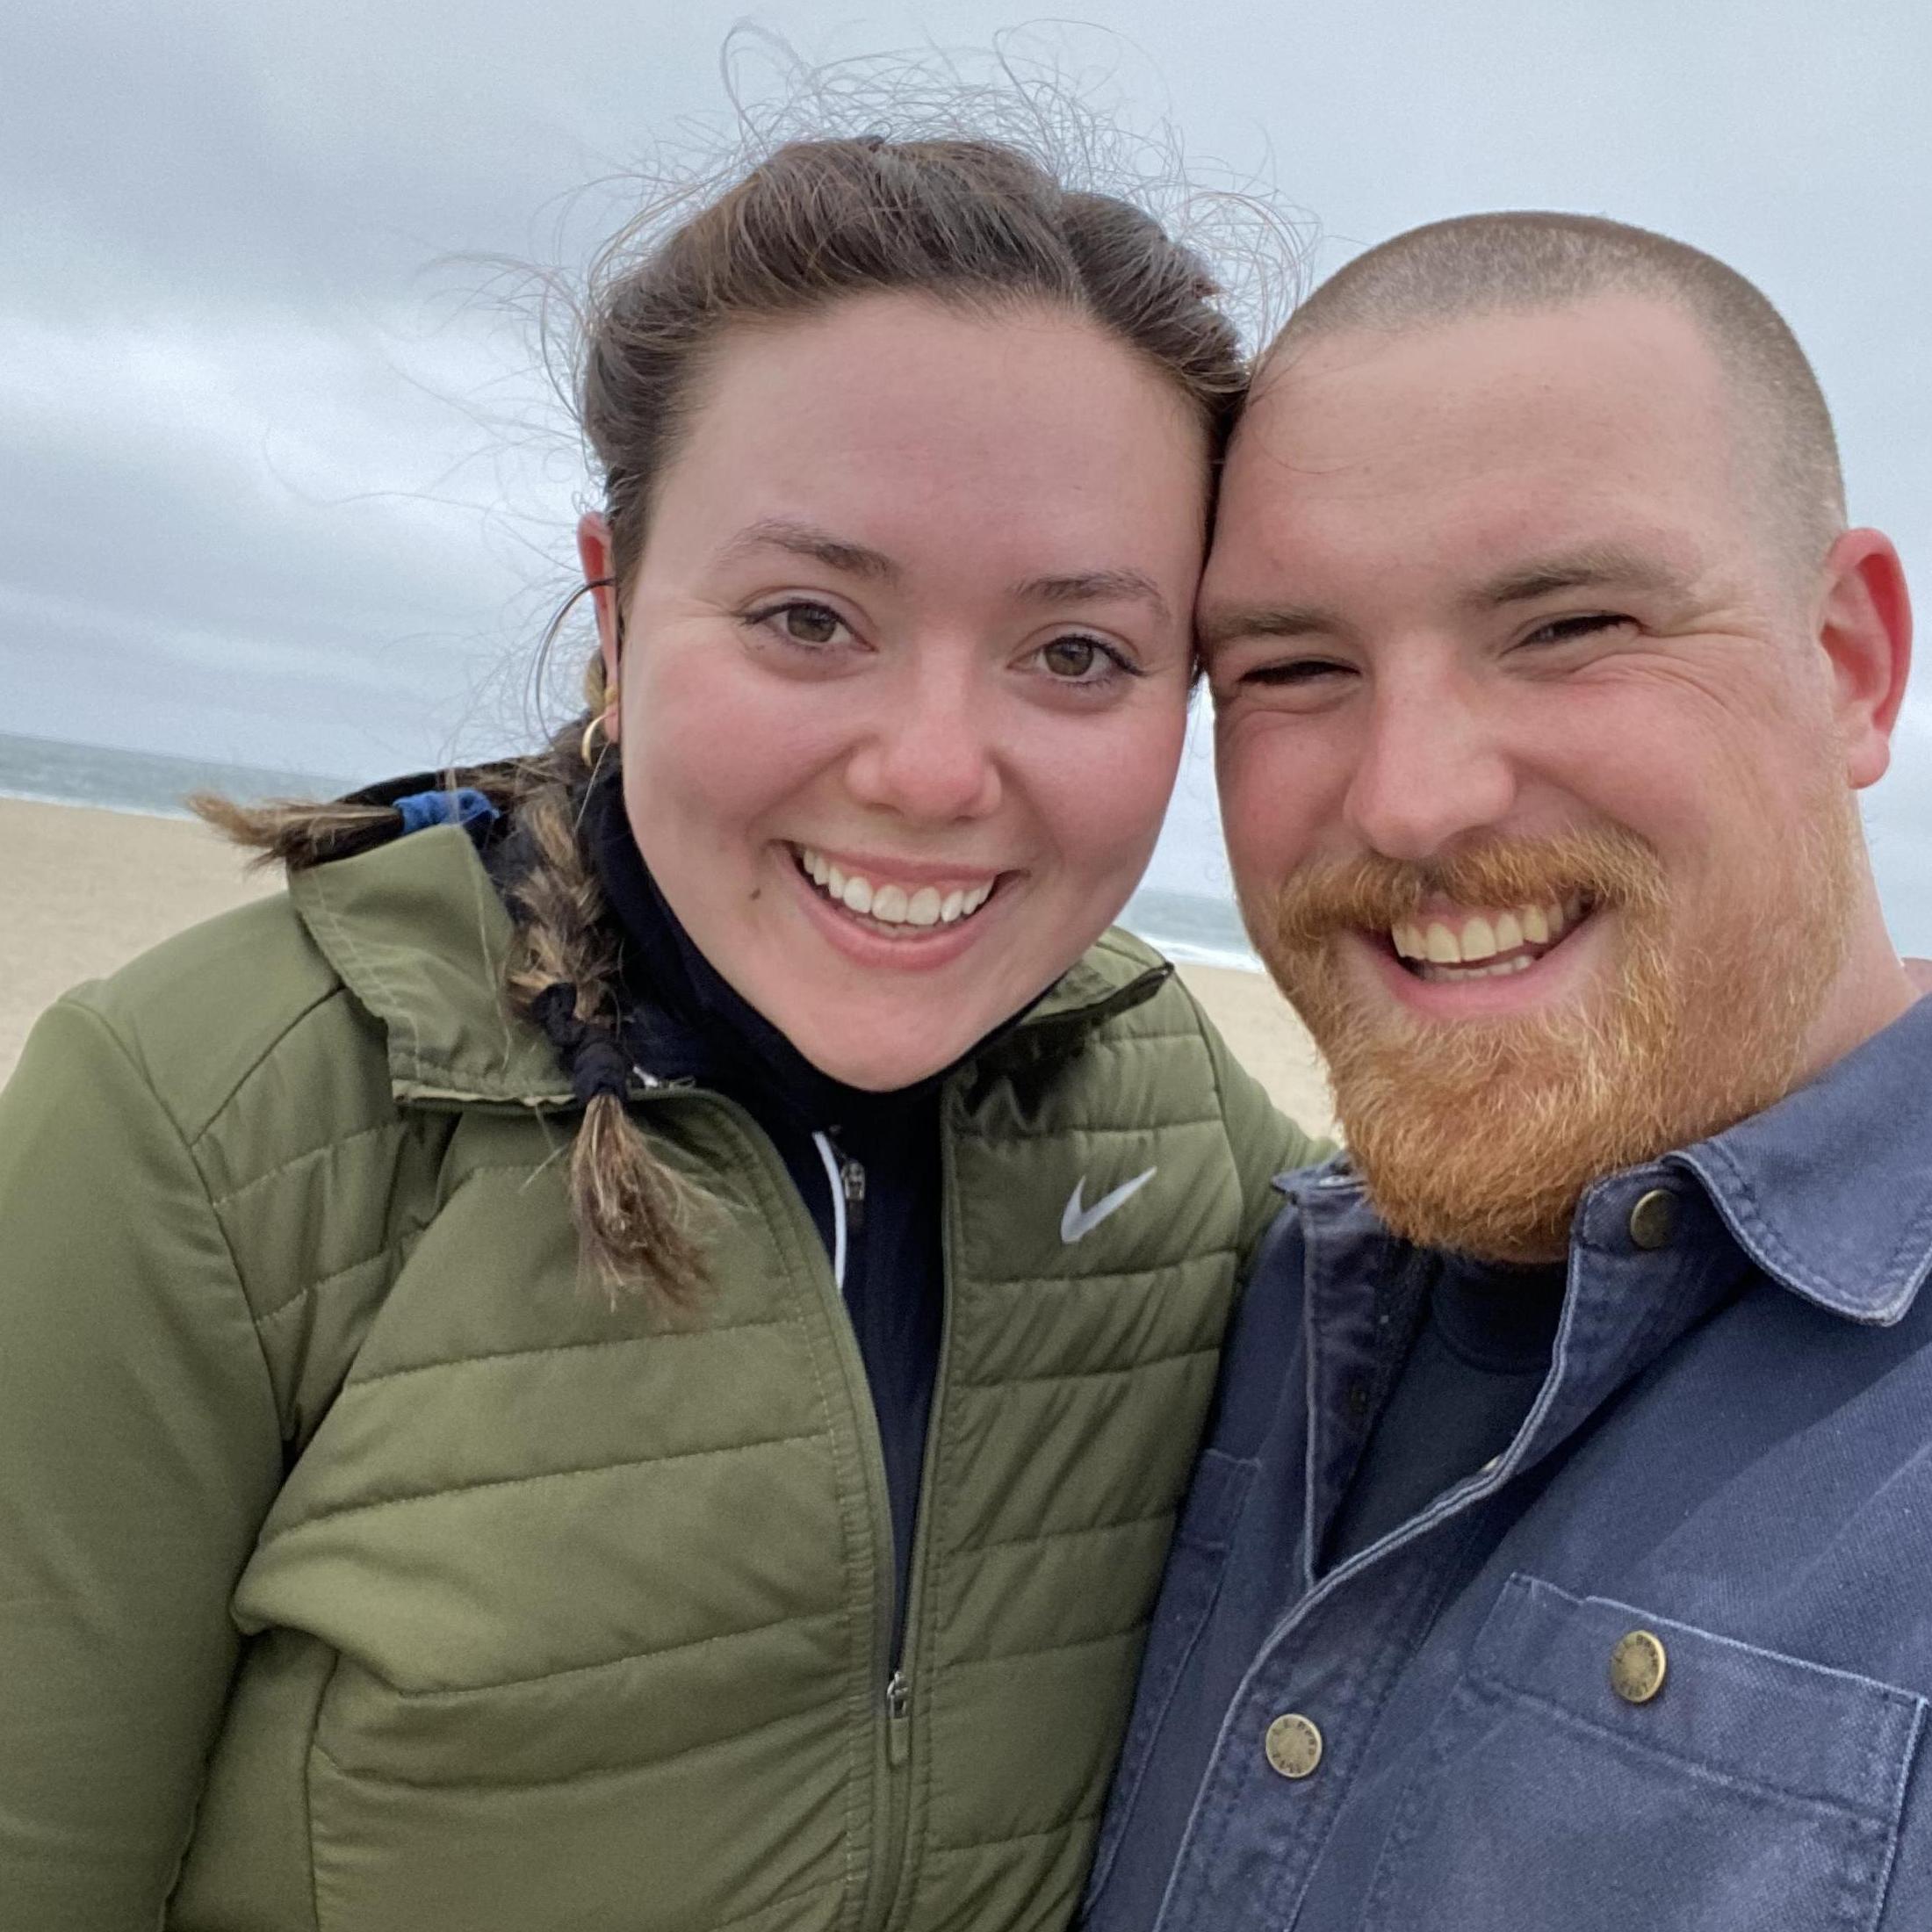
top-left (1322, 1252), bottom-right (1567, 1569)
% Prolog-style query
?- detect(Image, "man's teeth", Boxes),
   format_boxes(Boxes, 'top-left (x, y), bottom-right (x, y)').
top-left (1390, 895), bottom-right (1587, 969)
top-left (798, 848), bottom-right (994, 927)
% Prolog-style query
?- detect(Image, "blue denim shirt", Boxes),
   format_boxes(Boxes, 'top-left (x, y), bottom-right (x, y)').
top-left (1084, 994), bottom-right (1932, 1932)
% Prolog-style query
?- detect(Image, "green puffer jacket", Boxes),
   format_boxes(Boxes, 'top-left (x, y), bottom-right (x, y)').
top-left (0, 825), bottom-right (1320, 1932)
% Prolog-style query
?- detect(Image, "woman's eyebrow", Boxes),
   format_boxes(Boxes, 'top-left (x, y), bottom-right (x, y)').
top-left (716, 517), bottom-right (901, 582)
top-left (1013, 568), bottom-right (1171, 622)
top-left (714, 530), bottom-right (1171, 624)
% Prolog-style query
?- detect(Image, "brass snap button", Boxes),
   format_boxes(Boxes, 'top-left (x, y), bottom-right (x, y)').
top-left (1610, 1629), bottom-right (1668, 1704)
top-left (1264, 1712), bottom-right (1323, 1779)
top-left (1627, 1188), bottom-right (1680, 1251)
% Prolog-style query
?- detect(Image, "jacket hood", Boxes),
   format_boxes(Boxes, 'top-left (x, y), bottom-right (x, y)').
top-left (289, 823), bottom-right (1173, 1110)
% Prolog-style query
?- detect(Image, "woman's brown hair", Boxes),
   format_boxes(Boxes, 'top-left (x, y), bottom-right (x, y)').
top-left (201, 116), bottom-right (1257, 1302)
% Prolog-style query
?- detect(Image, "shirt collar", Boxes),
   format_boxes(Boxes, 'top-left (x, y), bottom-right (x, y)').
top-left (1658, 991), bottom-right (1932, 1325)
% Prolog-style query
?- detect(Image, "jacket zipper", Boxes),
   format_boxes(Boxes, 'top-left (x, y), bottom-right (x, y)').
top-left (789, 1121), bottom-right (934, 1932)
top-left (870, 1100), bottom-right (961, 1932)
top-left (843, 1156), bottom-right (868, 1238)
top-left (811, 1132), bottom-right (853, 1287)
top-left (884, 1666), bottom-right (912, 1768)
top-left (815, 1121), bottom-right (955, 1932)
top-left (809, 1131), bottom-right (871, 1286)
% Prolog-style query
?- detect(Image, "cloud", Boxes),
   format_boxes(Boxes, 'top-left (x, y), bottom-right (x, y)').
top-left (5, 0), bottom-right (1932, 947)
top-left (0, 295), bottom-right (584, 770)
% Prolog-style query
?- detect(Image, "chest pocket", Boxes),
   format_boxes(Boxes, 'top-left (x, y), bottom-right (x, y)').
top-left (1359, 1574), bottom-right (1924, 1932)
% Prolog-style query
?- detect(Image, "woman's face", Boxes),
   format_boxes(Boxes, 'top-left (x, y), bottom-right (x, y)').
top-left (584, 292), bottom-right (1207, 1089)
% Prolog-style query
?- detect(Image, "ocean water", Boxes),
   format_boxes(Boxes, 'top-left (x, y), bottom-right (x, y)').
top-left (0, 732), bottom-right (350, 821)
top-left (1118, 884), bottom-right (1259, 971)
top-left (0, 731), bottom-right (1261, 971)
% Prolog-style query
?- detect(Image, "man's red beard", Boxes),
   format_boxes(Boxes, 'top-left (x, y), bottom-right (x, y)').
top-left (1248, 819), bottom-right (1856, 1261)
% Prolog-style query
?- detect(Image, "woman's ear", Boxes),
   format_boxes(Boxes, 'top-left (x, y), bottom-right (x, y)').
top-left (1817, 528), bottom-right (1913, 789)
top-left (577, 515), bottom-right (622, 731)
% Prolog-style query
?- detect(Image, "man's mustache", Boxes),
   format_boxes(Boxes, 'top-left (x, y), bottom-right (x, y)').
top-left (1258, 828), bottom-right (1668, 949)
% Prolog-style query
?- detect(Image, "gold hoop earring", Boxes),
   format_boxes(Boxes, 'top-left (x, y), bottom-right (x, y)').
top-left (580, 698), bottom-right (616, 770)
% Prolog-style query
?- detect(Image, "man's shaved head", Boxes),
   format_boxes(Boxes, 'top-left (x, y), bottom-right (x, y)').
top-left (1263, 212), bottom-right (1847, 571)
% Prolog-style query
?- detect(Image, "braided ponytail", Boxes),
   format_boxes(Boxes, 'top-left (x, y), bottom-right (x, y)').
top-left (190, 792), bottom-right (461, 871)
top-left (497, 724), bottom-right (713, 1305)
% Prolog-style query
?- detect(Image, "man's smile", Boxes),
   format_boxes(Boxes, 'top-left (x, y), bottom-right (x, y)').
top-left (1331, 889), bottom-right (1618, 1026)
top-left (1388, 893), bottom-right (1592, 983)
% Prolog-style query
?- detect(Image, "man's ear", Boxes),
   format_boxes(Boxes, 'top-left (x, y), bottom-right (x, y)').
top-left (576, 514), bottom-right (623, 724)
top-left (1816, 528), bottom-right (1912, 789)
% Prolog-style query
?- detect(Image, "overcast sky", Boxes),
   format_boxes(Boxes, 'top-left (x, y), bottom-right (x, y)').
top-left (6, 1), bottom-right (1932, 942)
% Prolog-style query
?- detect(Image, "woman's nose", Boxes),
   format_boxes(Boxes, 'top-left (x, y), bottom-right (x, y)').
top-left (841, 663), bottom-right (1005, 823)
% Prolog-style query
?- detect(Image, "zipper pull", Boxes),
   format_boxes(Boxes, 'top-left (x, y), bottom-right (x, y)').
top-left (885, 1669), bottom-right (911, 1766)
top-left (842, 1157), bottom-right (868, 1237)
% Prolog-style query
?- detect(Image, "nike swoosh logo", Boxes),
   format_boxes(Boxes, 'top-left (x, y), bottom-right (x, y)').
top-left (1061, 1166), bottom-right (1158, 1244)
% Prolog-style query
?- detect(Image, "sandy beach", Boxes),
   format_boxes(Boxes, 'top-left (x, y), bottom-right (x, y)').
top-left (1, 796), bottom-right (1334, 1136)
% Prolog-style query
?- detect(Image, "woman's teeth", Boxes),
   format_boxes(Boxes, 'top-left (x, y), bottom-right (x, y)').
top-left (1390, 895), bottom-right (1588, 979)
top-left (797, 848), bottom-right (995, 928)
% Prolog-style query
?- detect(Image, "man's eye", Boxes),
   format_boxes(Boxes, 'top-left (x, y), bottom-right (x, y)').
top-left (1521, 612), bottom-right (1631, 647)
top-left (1240, 658), bottom-right (1351, 687)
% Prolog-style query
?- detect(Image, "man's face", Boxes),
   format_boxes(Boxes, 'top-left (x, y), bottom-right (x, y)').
top-left (1204, 295), bottom-right (1861, 1259)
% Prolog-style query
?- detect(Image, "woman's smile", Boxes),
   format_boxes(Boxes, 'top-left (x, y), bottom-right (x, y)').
top-left (792, 844), bottom-right (1003, 932)
top-left (782, 838), bottom-right (1019, 970)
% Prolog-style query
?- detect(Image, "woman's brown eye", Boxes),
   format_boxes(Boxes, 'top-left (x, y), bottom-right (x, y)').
top-left (783, 604), bottom-right (840, 645)
top-left (1043, 638), bottom-right (1100, 679)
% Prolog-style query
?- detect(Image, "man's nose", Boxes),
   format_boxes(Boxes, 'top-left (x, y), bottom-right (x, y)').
top-left (842, 658), bottom-right (1004, 823)
top-left (1342, 667), bottom-right (1517, 861)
